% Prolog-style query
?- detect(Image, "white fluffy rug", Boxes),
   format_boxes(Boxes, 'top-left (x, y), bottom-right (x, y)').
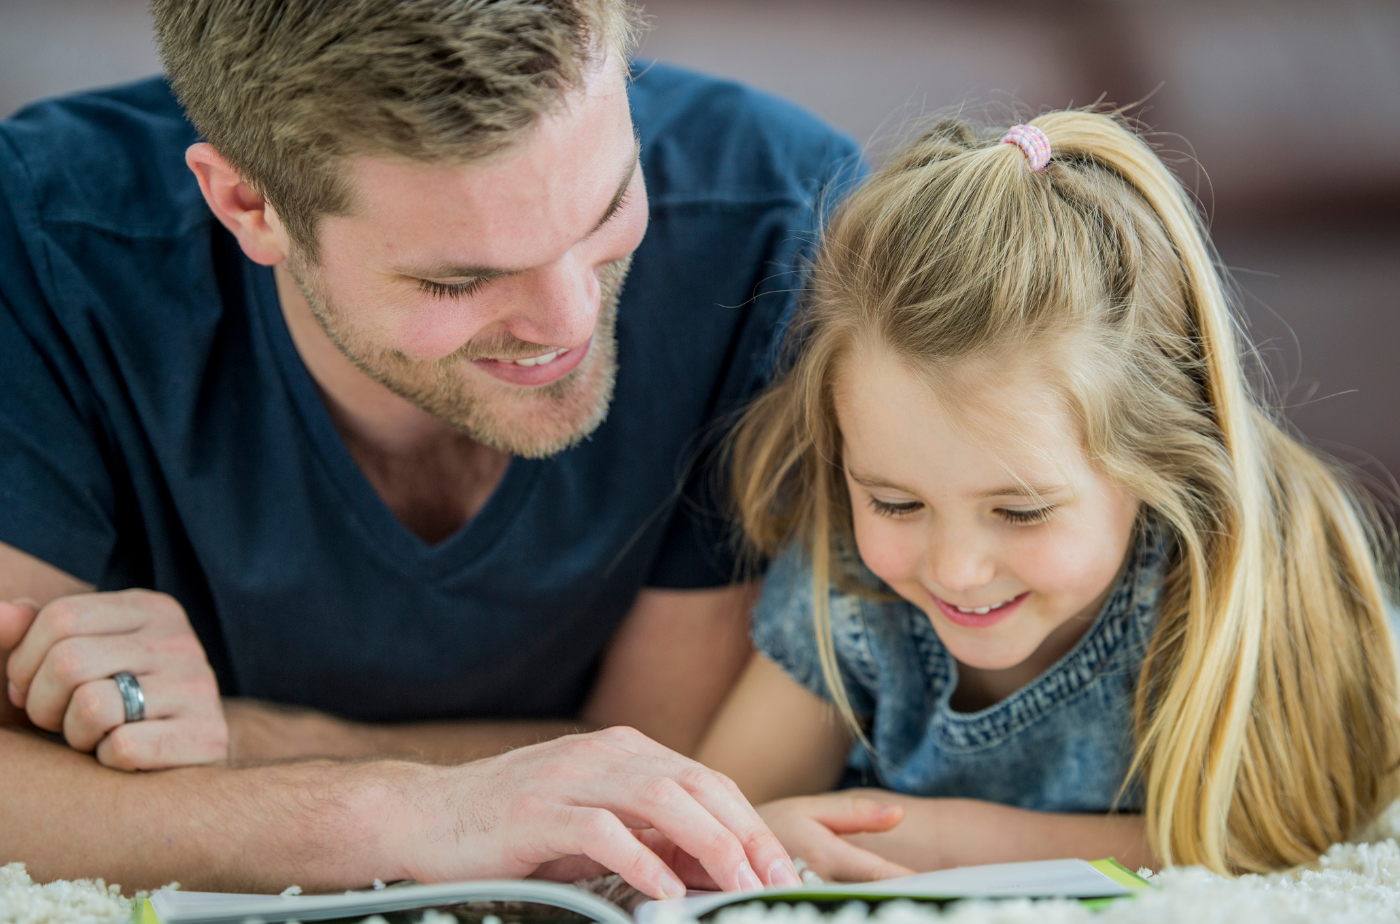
top-left (8, 803), bottom-right (1400, 924)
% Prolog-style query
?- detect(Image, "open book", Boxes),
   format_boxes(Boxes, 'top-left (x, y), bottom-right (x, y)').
top-left (140, 858), bottom-right (1151, 924)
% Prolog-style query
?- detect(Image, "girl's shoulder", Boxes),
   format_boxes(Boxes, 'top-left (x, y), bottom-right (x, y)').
top-left (751, 538), bottom-right (921, 708)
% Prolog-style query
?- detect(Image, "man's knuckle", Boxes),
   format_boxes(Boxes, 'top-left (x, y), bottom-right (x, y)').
top-left (48, 640), bottom-right (88, 683)
top-left (42, 599), bottom-right (82, 636)
top-left (105, 729), bottom-right (141, 767)
top-left (638, 775), bottom-right (683, 808)
top-left (71, 683), bottom-right (108, 725)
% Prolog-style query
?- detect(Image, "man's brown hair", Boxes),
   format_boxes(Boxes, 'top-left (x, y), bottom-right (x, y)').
top-left (151, 0), bottom-right (641, 258)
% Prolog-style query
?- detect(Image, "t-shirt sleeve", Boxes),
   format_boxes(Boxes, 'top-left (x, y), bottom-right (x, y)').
top-left (0, 164), bottom-right (120, 585)
top-left (644, 130), bottom-right (867, 590)
top-left (750, 541), bottom-right (877, 717)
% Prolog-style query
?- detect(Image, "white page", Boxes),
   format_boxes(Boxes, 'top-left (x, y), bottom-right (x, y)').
top-left (149, 880), bottom-right (633, 924)
top-left (634, 859), bottom-right (1132, 924)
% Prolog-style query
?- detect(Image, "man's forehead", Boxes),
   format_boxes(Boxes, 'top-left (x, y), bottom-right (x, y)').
top-left (327, 61), bottom-right (636, 268)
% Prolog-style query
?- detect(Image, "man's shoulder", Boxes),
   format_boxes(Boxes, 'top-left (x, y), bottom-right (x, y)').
top-left (628, 62), bottom-right (863, 210)
top-left (0, 76), bottom-right (205, 238)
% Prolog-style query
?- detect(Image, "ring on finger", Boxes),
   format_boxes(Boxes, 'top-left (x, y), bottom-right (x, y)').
top-left (111, 671), bottom-right (145, 723)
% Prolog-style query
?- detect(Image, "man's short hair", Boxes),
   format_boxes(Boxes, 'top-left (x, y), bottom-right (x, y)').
top-left (152, 0), bottom-right (641, 259)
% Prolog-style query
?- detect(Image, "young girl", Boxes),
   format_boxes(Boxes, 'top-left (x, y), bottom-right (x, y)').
top-left (696, 111), bottom-right (1400, 879)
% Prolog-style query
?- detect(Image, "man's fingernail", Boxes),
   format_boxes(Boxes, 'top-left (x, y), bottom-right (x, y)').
top-left (659, 871), bottom-right (687, 899)
top-left (769, 859), bottom-right (801, 887)
top-left (737, 861), bottom-right (763, 891)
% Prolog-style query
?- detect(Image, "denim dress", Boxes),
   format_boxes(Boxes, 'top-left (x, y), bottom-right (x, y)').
top-left (751, 526), bottom-right (1170, 813)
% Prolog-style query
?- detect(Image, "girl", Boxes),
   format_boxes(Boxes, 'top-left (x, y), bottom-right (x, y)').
top-left (696, 111), bottom-right (1400, 879)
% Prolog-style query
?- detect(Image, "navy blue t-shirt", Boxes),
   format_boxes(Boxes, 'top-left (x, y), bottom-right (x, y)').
top-left (0, 64), bottom-right (861, 722)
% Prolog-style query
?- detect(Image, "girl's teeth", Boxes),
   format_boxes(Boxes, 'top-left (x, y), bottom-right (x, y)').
top-left (954, 600), bottom-right (1011, 615)
top-left (510, 348), bottom-right (568, 367)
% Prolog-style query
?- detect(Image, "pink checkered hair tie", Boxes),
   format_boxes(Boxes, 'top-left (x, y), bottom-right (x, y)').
top-left (1000, 124), bottom-right (1051, 171)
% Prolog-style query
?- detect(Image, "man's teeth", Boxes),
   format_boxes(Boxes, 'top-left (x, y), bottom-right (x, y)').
top-left (508, 348), bottom-right (569, 367)
top-left (953, 598), bottom-right (1016, 615)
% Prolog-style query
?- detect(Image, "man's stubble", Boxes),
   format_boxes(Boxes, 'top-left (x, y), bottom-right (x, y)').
top-left (287, 253), bottom-right (631, 459)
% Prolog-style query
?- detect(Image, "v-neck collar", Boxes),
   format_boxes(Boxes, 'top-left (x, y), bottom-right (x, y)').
top-left (246, 259), bottom-right (540, 582)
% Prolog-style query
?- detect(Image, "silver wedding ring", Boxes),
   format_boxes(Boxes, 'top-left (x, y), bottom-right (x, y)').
top-left (112, 671), bottom-right (145, 723)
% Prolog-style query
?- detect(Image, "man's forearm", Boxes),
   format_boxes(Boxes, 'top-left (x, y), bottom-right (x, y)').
top-left (0, 727), bottom-right (406, 892)
top-left (842, 791), bottom-right (1154, 872)
top-left (225, 698), bottom-right (591, 763)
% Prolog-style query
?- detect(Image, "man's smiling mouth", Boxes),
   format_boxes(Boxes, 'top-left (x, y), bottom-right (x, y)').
top-left (505, 348), bottom-right (570, 367)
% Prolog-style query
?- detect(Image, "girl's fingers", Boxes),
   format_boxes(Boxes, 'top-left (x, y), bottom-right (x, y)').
top-left (807, 795), bottom-right (905, 835)
top-left (23, 635), bottom-right (153, 731)
top-left (816, 836), bottom-right (914, 883)
top-left (554, 805), bottom-right (687, 900)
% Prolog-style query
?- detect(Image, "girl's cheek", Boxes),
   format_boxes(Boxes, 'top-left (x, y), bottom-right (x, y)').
top-left (852, 513), bottom-right (922, 587)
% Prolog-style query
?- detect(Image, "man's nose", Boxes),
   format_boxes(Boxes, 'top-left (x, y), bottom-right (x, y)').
top-left (508, 254), bottom-right (601, 349)
top-left (926, 527), bottom-right (996, 594)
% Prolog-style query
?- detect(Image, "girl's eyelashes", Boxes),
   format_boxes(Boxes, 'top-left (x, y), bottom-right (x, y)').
top-left (867, 496), bottom-right (923, 518)
top-left (997, 506), bottom-right (1057, 525)
top-left (419, 277), bottom-right (487, 300)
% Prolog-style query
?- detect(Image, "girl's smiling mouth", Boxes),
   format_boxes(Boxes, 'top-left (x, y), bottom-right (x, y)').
top-left (931, 591), bottom-right (1031, 628)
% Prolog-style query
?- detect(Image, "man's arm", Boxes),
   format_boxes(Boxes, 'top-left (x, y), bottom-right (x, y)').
top-left (221, 582), bottom-right (758, 762)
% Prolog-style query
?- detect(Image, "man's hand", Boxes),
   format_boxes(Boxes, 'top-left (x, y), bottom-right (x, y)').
top-left (0, 590), bottom-right (227, 769)
top-left (393, 726), bottom-right (804, 898)
top-left (756, 793), bottom-right (914, 882)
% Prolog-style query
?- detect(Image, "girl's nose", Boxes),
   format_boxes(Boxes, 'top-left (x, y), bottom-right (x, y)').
top-left (926, 529), bottom-right (996, 594)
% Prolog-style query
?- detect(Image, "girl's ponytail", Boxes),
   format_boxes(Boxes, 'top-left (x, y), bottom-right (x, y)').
top-left (1032, 111), bottom-right (1400, 872)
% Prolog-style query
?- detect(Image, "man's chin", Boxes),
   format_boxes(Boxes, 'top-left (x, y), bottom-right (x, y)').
top-left (411, 352), bottom-right (616, 459)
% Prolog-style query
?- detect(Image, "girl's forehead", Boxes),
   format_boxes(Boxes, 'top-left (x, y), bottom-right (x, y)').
top-left (833, 348), bottom-right (1090, 493)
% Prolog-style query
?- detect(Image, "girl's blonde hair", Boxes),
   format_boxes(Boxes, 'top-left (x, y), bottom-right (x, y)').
top-left (731, 110), bottom-right (1400, 873)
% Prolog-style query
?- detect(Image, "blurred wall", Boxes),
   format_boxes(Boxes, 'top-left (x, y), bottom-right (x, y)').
top-left (3, 0), bottom-right (1398, 499)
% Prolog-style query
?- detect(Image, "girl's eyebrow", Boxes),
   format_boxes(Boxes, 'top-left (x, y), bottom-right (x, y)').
top-left (973, 483), bottom-right (1068, 500)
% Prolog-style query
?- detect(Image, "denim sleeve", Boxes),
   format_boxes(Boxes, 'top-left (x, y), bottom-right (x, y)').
top-left (751, 542), bottom-right (877, 716)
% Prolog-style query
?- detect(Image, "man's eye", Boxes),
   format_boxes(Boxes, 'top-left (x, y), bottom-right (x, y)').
top-left (997, 506), bottom-right (1056, 525)
top-left (419, 278), bottom-right (486, 300)
top-left (868, 496), bottom-right (922, 518)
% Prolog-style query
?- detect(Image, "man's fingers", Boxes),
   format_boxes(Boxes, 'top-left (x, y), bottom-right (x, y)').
top-left (61, 677), bottom-right (128, 751)
top-left (569, 730), bottom-right (800, 889)
top-left (23, 635), bottom-right (153, 731)
top-left (0, 600), bottom-right (39, 653)
top-left (809, 796), bottom-right (905, 835)
top-left (607, 769), bottom-right (779, 893)
top-left (556, 806), bottom-right (687, 900)
top-left (95, 715), bottom-right (229, 770)
top-left (4, 595), bottom-right (149, 701)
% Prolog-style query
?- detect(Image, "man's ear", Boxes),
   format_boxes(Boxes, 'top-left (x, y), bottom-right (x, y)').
top-left (185, 143), bottom-right (290, 266)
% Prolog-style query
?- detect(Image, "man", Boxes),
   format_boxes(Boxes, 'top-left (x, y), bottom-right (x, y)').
top-left (0, 0), bottom-right (864, 898)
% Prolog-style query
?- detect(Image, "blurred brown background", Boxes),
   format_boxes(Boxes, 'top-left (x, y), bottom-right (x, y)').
top-left (3, 0), bottom-right (1398, 500)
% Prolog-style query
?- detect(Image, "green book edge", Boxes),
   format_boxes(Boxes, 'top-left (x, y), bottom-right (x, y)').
top-left (135, 897), bottom-right (159, 924)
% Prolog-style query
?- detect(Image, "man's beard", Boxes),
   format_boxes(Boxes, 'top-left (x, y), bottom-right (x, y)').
top-left (287, 254), bottom-right (630, 459)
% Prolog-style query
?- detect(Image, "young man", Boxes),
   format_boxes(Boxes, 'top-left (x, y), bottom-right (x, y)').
top-left (0, 0), bottom-right (866, 898)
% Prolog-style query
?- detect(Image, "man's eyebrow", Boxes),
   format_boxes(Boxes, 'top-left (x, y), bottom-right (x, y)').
top-left (397, 140), bottom-right (641, 282)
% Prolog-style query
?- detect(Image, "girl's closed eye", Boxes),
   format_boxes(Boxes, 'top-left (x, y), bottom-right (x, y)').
top-left (867, 495), bottom-right (922, 518)
top-left (997, 506), bottom-right (1057, 526)
top-left (419, 277), bottom-right (487, 300)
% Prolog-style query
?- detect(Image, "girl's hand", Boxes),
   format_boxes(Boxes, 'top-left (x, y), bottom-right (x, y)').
top-left (758, 793), bottom-right (915, 882)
